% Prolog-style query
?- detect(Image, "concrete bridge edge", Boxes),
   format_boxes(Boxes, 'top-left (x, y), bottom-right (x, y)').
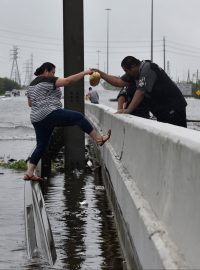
top-left (85, 103), bottom-right (189, 270)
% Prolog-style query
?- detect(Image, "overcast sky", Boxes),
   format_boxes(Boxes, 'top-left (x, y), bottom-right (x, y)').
top-left (0, 0), bottom-right (200, 84)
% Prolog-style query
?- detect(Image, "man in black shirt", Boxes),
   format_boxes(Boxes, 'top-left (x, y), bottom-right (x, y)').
top-left (117, 82), bottom-right (150, 119)
top-left (92, 56), bottom-right (187, 127)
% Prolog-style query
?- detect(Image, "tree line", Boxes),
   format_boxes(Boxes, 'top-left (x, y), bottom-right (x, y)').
top-left (0, 77), bottom-right (21, 95)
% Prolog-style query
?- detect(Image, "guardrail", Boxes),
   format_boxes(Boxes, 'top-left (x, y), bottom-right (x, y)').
top-left (24, 151), bottom-right (56, 266)
top-left (85, 103), bottom-right (200, 270)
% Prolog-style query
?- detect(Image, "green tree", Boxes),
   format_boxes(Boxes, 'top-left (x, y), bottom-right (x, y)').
top-left (0, 77), bottom-right (21, 95)
top-left (0, 78), bottom-right (4, 95)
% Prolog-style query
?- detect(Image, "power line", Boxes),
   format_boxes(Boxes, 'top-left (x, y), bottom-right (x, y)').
top-left (1, 25), bottom-right (200, 57)
top-left (0, 34), bottom-right (62, 47)
top-left (84, 44), bottom-right (162, 49)
top-left (0, 27), bottom-right (61, 41)
top-left (167, 40), bottom-right (200, 52)
top-left (85, 49), bottom-right (162, 54)
top-left (0, 40), bottom-right (62, 52)
top-left (0, 27), bottom-right (162, 46)
top-left (166, 49), bottom-right (200, 58)
top-left (167, 44), bottom-right (200, 55)
top-left (0, 36), bottom-right (163, 51)
top-left (85, 39), bottom-right (162, 44)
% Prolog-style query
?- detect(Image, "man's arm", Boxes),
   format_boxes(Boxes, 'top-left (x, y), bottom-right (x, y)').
top-left (117, 96), bottom-right (126, 110)
top-left (91, 68), bottom-right (128, 88)
top-left (117, 89), bottom-right (144, 114)
top-left (125, 89), bottom-right (144, 113)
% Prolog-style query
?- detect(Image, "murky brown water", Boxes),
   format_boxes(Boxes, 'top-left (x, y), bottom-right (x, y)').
top-left (1, 93), bottom-right (200, 270)
top-left (0, 158), bottom-right (124, 270)
top-left (45, 168), bottom-right (124, 270)
top-left (0, 92), bottom-right (125, 270)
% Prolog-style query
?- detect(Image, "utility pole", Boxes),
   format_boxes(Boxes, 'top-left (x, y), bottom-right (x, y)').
top-left (163, 36), bottom-right (166, 71)
top-left (105, 8), bottom-right (111, 74)
top-left (10, 46), bottom-right (21, 86)
top-left (167, 60), bottom-right (170, 78)
top-left (63, 0), bottom-right (85, 172)
top-left (96, 50), bottom-right (101, 69)
top-left (151, 0), bottom-right (153, 61)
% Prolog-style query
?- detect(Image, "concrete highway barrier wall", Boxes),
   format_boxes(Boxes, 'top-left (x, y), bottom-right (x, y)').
top-left (85, 103), bottom-right (200, 269)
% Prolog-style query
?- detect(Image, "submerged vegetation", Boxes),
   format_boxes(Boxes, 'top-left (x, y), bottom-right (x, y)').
top-left (0, 159), bottom-right (27, 170)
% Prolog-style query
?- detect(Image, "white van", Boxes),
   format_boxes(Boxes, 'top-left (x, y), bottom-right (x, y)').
top-left (4, 91), bottom-right (12, 97)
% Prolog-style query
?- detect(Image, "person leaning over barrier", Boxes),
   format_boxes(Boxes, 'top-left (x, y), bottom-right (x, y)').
top-left (23, 62), bottom-right (111, 181)
top-left (92, 56), bottom-right (187, 127)
top-left (117, 81), bottom-right (150, 119)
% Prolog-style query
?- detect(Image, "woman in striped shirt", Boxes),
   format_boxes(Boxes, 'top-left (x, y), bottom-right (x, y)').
top-left (24, 62), bottom-right (111, 181)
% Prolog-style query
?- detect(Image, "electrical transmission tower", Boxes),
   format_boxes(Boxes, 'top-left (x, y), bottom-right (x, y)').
top-left (23, 60), bottom-right (31, 86)
top-left (10, 46), bottom-right (21, 86)
top-left (29, 53), bottom-right (33, 83)
top-left (187, 70), bottom-right (191, 83)
top-left (23, 54), bottom-right (33, 86)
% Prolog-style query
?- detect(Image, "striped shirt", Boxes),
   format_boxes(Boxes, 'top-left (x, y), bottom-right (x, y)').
top-left (27, 76), bottom-right (62, 123)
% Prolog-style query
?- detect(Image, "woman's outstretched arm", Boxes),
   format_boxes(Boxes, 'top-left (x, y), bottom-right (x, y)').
top-left (55, 69), bottom-right (92, 87)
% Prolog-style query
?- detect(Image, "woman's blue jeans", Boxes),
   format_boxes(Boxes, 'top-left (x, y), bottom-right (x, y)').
top-left (30, 109), bottom-right (93, 165)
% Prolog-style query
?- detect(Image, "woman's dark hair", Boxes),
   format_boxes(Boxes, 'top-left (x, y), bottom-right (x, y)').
top-left (121, 56), bottom-right (141, 69)
top-left (34, 62), bottom-right (56, 76)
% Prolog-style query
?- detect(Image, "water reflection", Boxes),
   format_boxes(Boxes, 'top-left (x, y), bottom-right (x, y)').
top-left (93, 167), bottom-right (124, 270)
top-left (44, 166), bottom-right (124, 270)
top-left (0, 154), bottom-right (124, 269)
top-left (62, 173), bottom-right (87, 269)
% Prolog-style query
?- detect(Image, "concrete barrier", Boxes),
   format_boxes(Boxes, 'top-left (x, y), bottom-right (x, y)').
top-left (86, 103), bottom-right (200, 269)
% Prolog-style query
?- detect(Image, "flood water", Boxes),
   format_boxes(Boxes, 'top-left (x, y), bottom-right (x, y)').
top-left (0, 93), bottom-right (124, 270)
top-left (0, 90), bottom-right (200, 270)
top-left (0, 164), bottom-right (124, 270)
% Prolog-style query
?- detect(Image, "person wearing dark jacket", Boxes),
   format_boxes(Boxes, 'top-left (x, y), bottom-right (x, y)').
top-left (92, 56), bottom-right (187, 127)
top-left (117, 80), bottom-right (150, 119)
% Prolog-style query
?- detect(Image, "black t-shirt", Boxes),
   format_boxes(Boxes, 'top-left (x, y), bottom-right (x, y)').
top-left (117, 75), bottom-right (150, 118)
top-left (118, 74), bottom-right (136, 104)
